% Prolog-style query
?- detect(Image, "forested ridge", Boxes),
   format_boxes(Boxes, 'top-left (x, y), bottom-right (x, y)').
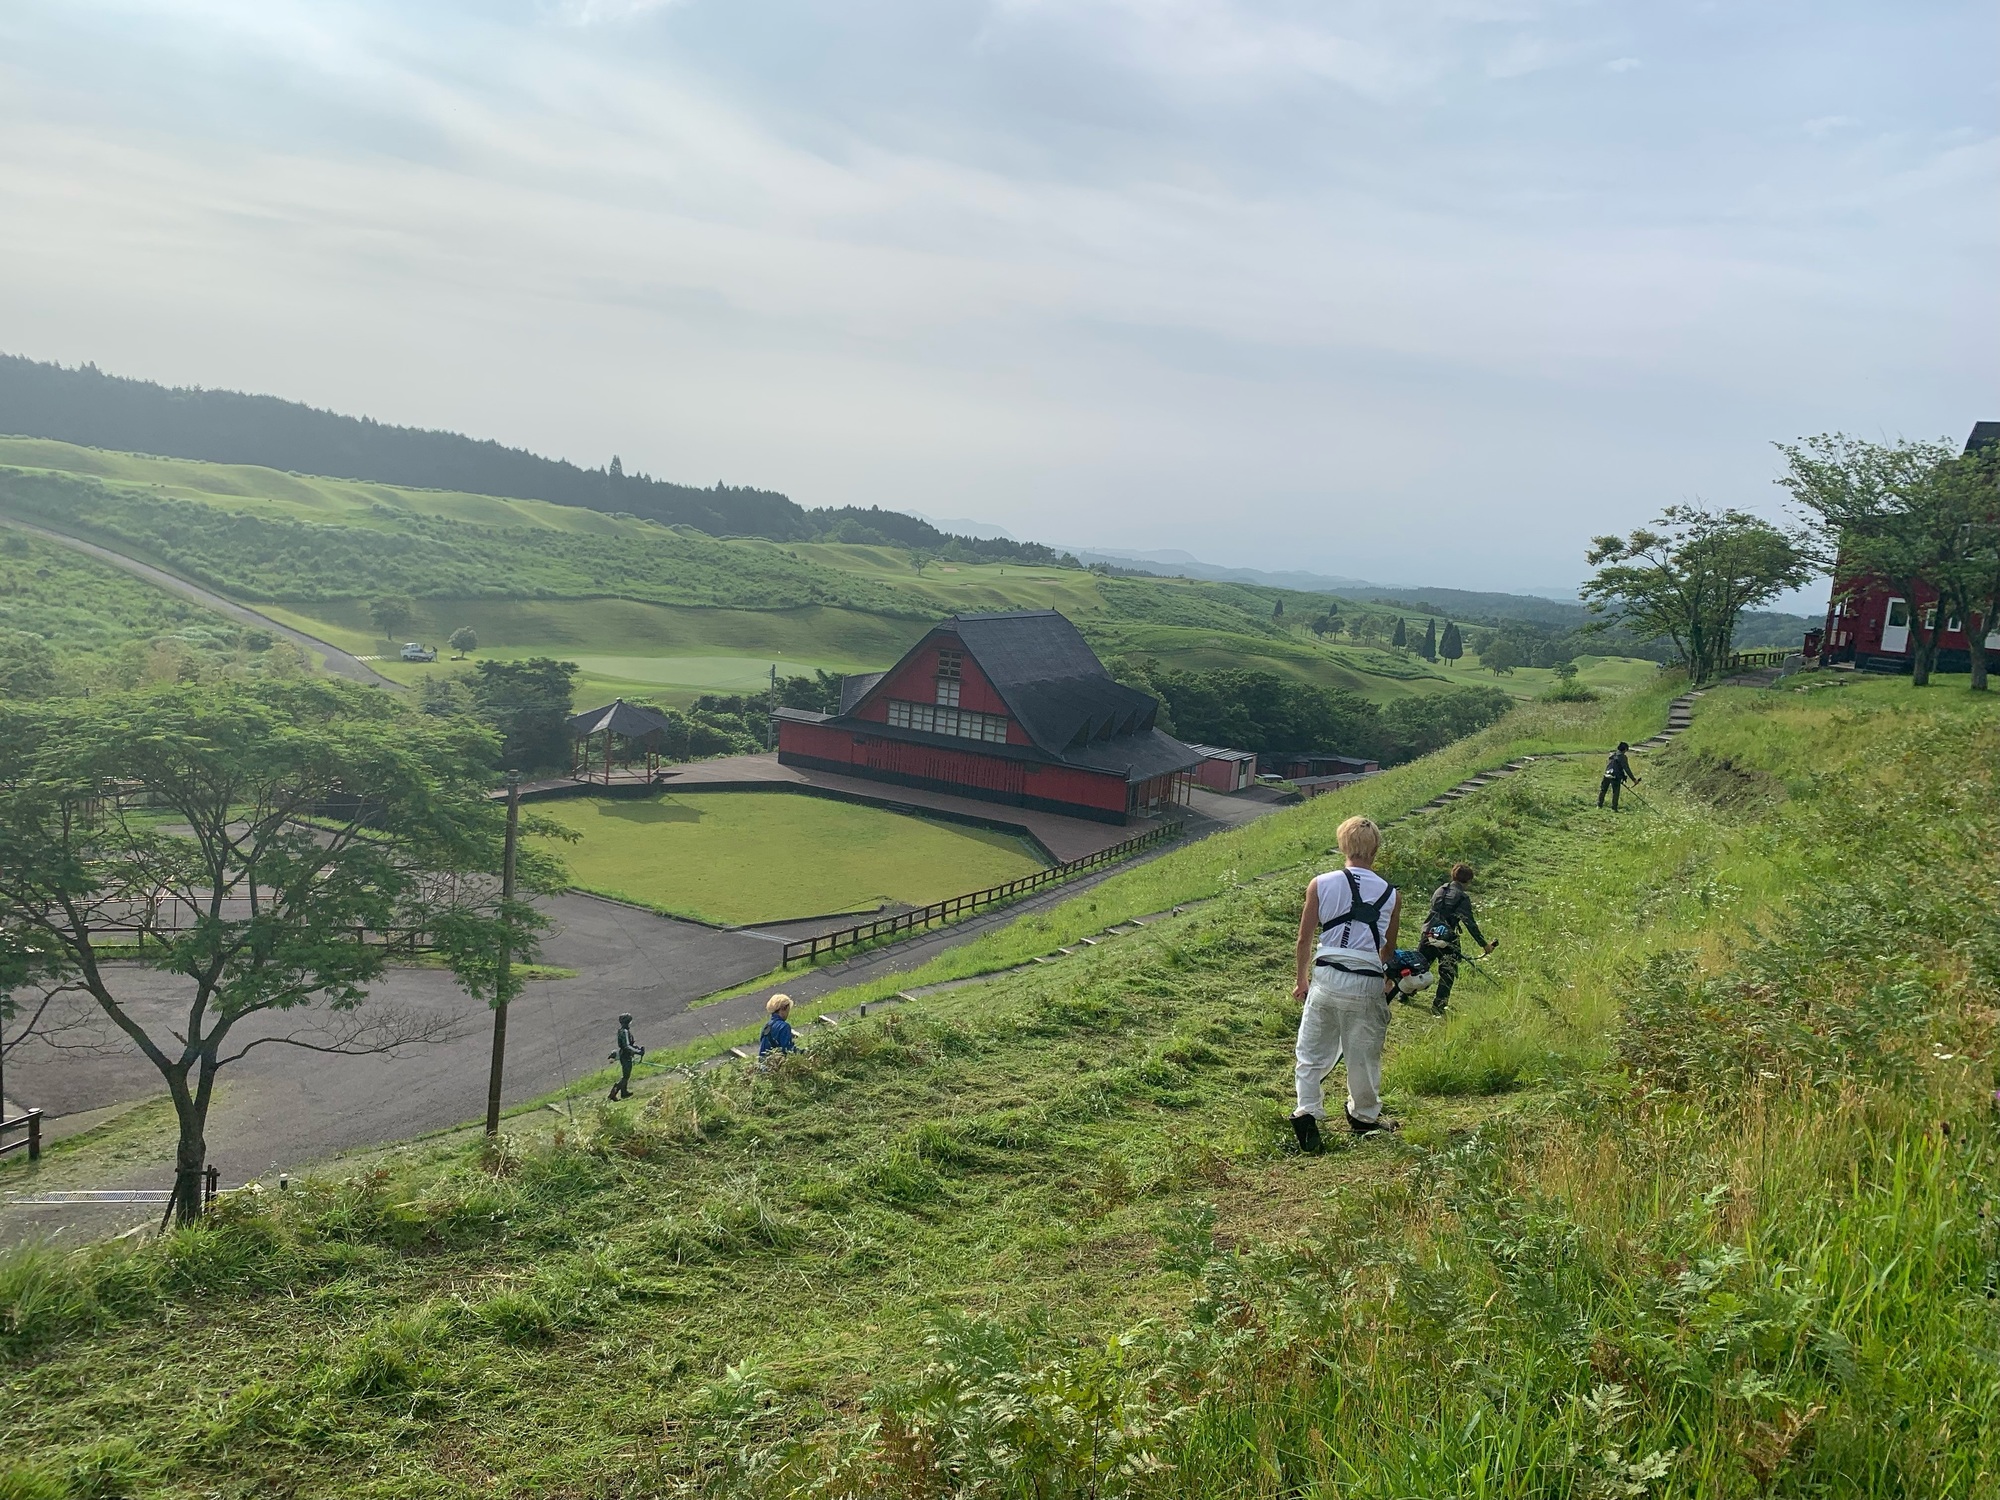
top-left (0, 355), bottom-right (1077, 566)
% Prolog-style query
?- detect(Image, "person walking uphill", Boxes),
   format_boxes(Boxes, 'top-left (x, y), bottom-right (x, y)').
top-left (1291, 815), bottom-right (1402, 1153)
top-left (608, 1013), bottom-right (645, 1101)
top-left (759, 994), bottom-right (796, 1060)
top-left (1419, 863), bottom-right (1496, 1017)
top-left (1599, 742), bottom-right (1640, 810)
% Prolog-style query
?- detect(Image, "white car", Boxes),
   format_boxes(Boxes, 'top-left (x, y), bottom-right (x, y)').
top-left (399, 642), bottom-right (437, 663)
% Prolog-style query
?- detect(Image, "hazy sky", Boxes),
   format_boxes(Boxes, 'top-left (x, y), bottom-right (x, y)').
top-left (2, 1), bottom-right (1994, 596)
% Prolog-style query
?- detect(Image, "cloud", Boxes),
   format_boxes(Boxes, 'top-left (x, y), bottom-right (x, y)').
top-left (1605, 55), bottom-right (1640, 72)
top-left (0, 0), bottom-right (1992, 589)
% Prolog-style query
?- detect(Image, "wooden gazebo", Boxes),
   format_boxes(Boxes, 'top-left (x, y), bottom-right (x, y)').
top-left (567, 699), bottom-right (675, 787)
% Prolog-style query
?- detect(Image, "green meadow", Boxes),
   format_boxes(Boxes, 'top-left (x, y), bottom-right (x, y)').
top-left (529, 791), bottom-right (1047, 926)
top-left (0, 439), bottom-right (1634, 709)
top-left (5, 672), bottom-right (1992, 1498)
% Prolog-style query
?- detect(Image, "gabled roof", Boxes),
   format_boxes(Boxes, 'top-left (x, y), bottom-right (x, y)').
top-left (943, 611), bottom-right (1159, 757)
top-left (567, 699), bottom-right (675, 741)
top-left (838, 672), bottom-right (885, 715)
top-left (1967, 422), bottom-right (2000, 455)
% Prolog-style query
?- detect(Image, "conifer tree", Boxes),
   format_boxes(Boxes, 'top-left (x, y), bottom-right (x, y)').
top-left (1422, 619), bottom-right (1438, 661)
top-left (1440, 621), bottom-right (1463, 662)
top-left (1392, 617), bottom-right (1407, 647)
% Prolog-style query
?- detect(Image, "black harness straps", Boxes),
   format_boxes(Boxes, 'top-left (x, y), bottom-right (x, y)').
top-left (1318, 869), bottom-right (1391, 952)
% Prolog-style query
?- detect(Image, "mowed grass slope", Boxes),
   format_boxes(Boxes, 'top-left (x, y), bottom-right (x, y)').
top-left (533, 791), bottom-right (1047, 925)
top-left (5, 675), bottom-right (1993, 1498)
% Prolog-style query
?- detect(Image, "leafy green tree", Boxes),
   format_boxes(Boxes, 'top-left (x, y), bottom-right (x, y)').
top-left (468, 658), bottom-right (578, 772)
top-left (1583, 506), bottom-right (1810, 685)
top-left (1480, 636), bottom-right (1522, 674)
top-left (1392, 617), bottom-right (1407, 648)
top-left (449, 627), bottom-right (479, 659)
top-left (1439, 621), bottom-right (1463, 662)
top-left (1778, 435), bottom-right (1999, 688)
top-left (368, 594), bottom-right (416, 644)
top-left (0, 680), bottom-right (563, 1222)
top-left (1553, 658), bottom-right (1579, 682)
top-left (0, 630), bottom-right (59, 701)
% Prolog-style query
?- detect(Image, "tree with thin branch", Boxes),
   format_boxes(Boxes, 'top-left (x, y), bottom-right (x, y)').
top-left (0, 678), bottom-right (567, 1222)
top-left (1778, 434), bottom-right (2000, 689)
top-left (1583, 506), bottom-right (1809, 685)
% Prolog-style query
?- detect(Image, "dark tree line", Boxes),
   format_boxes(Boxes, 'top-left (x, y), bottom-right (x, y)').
top-left (1115, 662), bottom-right (1511, 766)
top-left (0, 355), bottom-right (1075, 565)
top-left (417, 661), bottom-right (846, 773)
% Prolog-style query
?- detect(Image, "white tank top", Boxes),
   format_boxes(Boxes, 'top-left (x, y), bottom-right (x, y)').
top-left (1314, 867), bottom-right (1397, 971)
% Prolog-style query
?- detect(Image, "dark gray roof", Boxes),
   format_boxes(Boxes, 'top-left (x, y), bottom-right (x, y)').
top-left (838, 672), bottom-right (885, 715)
top-left (1060, 727), bottom-right (1203, 782)
top-left (1967, 422), bottom-right (2000, 454)
top-left (567, 699), bottom-right (675, 740)
top-left (773, 706), bottom-right (830, 724)
top-left (946, 611), bottom-right (1160, 756)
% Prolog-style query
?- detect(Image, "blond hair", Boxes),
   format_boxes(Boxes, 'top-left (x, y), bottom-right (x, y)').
top-left (1336, 816), bottom-right (1381, 865)
top-left (765, 993), bottom-right (792, 1015)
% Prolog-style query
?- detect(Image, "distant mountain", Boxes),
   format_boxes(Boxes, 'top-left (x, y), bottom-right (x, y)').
top-left (1071, 546), bottom-right (1594, 625)
top-left (1073, 544), bottom-right (1815, 644)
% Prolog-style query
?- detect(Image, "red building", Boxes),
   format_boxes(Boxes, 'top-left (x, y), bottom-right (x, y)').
top-left (775, 610), bottom-right (1200, 824)
top-left (1184, 744), bottom-right (1257, 792)
top-left (1818, 422), bottom-right (2000, 673)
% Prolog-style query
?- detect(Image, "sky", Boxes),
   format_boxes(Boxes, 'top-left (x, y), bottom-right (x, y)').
top-left (1, 1), bottom-right (1995, 600)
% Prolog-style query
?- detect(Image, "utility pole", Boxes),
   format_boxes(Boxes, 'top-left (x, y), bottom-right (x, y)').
top-left (768, 662), bottom-right (779, 750)
top-left (485, 769), bottom-right (521, 1138)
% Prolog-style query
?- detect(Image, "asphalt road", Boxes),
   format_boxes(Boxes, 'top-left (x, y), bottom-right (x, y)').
top-left (1, 893), bottom-right (785, 1239)
top-left (0, 515), bottom-right (396, 688)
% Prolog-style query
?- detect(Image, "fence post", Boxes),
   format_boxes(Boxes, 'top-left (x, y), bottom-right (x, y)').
top-left (27, 1109), bottom-right (39, 1163)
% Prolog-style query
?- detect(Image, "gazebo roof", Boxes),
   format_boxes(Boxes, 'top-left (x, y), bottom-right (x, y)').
top-left (567, 699), bottom-right (675, 741)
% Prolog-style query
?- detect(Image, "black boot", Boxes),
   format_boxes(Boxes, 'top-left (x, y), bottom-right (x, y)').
top-left (1291, 1113), bottom-right (1323, 1155)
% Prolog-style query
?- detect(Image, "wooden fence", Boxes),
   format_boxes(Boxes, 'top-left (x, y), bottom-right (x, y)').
top-left (1724, 649), bottom-right (1795, 673)
top-left (781, 820), bottom-right (1185, 968)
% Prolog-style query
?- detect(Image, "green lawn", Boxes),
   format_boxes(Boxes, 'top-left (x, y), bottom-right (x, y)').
top-left (531, 790), bottom-right (1047, 924)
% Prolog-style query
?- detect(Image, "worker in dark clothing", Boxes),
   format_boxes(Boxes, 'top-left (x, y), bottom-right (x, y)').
top-left (1418, 863), bottom-right (1496, 1016)
top-left (607, 1013), bottom-right (645, 1100)
top-left (1598, 742), bottom-right (1640, 810)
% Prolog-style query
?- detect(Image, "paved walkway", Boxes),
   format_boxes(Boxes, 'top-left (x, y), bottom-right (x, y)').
top-left (0, 515), bottom-right (395, 688)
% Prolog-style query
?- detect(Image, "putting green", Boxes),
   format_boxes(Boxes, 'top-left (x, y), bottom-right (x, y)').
top-left (533, 790), bottom-right (1046, 926)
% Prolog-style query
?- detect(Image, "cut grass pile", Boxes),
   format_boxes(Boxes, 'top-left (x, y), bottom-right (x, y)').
top-left (4, 674), bottom-right (1993, 1498)
top-left (529, 791), bottom-right (1047, 925)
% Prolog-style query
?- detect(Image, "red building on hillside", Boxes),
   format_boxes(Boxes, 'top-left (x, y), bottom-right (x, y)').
top-left (775, 610), bottom-right (1199, 824)
top-left (1819, 421), bottom-right (2000, 672)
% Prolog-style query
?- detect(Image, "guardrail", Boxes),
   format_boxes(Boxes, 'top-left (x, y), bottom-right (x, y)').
top-left (0, 1109), bottom-right (43, 1163)
top-left (72, 921), bottom-right (432, 956)
top-left (781, 820), bottom-right (1185, 968)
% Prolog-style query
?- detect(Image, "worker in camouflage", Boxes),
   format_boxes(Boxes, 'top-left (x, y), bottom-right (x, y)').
top-left (1598, 742), bottom-right (1640, 810)
top-left (1417, 863), bottom-right (1496, 1016)
top-left (608, 1013), bottom-right (646, 1100)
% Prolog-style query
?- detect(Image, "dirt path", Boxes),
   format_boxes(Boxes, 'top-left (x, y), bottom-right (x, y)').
top-left (0, 515), bottom-right (396, 688)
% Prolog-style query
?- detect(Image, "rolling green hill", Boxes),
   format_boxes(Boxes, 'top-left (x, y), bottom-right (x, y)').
top-left (0, 440), bottom-right (1611, 710)
top-left (4, 674), bottom-right (1991, 1496)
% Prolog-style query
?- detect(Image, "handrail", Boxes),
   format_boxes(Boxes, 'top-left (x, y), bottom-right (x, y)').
top-left (1724, 649), bottom-right (1793, 672)
top-left (781, 821), bottom-right (1185, 968)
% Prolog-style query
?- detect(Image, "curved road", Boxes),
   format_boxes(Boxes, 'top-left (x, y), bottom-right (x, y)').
top-left (0, 514), bottom-right (396, 688)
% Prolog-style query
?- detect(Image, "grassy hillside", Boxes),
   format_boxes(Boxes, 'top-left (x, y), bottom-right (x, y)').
top-left (0, 440), bottom-right (1612, 709)
top-left (0, 524), bottom-right (298, 689)
top-left (5, 673), bottom-right (1993, 1497)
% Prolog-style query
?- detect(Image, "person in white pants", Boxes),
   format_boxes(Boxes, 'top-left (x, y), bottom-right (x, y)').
top-left (1290, 815), bottom-right (1402, 1152)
